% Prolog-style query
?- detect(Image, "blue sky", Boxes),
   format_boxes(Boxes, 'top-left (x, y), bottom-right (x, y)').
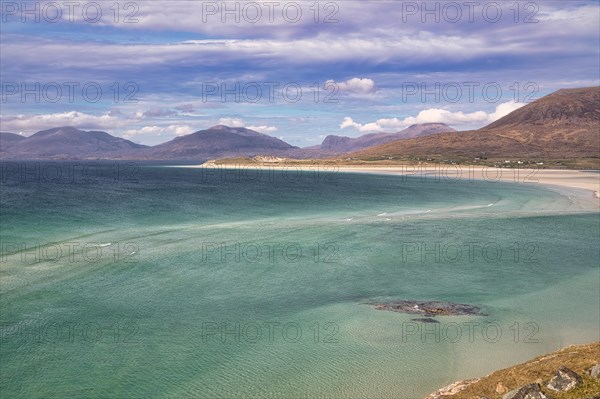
top-left (1, 0), bottom-right (599, 146)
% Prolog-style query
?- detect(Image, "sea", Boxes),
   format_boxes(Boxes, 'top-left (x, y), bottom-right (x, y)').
top-left (1, 161), bottom-right (598, 398)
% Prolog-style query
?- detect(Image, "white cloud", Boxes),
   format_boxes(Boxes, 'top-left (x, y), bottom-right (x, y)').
top-left (0, 111), bottom-right (128, 133)
top-left (341, 101), bottom-right (527, 133)
top-left (20, 1), bottom-right (595, 45)
top-left (123, 124), bottom-right (195, 138)
top-left (401, 109), bottom-right (490, 126)
top-left (248, 125), bottom-right (278, 133)
top-left (124, 125), bottom-right (163, 136)
top-left (488, 100), bottom-right (527, 121)
top-left (0, 110), bottom-right (281, 143)
top-left (218, 117), bottom-right (245, 127)
top-left (217, 117), bottom-right (278, 134)
top-left (340, 117), bottom-right (363, 130)
top-left (2, 35), bottom-right (487, 72)
top-left (0, 111), bottom-right (196, 142)
top-left (328, 78), bottom-right (376, 94)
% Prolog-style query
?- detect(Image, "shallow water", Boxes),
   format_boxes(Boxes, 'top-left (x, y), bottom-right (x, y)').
top-left (1, 162), bottom-right (598, 398)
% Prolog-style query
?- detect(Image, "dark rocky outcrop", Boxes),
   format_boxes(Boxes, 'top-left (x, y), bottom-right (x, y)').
top-left (545, 366), bottom-right (583, 392)
top-left (502, 383), bottom-right (551, 399)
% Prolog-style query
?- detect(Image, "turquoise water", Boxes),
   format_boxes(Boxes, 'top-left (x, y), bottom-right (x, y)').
top-left (1, 163), bottom-right (598, 398)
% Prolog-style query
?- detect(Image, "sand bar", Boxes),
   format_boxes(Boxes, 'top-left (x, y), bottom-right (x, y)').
top-left (335, 166), bottom-right (600, 195)
top-left (193, 162), bottom-right (600, 199)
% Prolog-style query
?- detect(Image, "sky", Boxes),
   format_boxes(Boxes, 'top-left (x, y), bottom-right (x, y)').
top-left (1, 0), bottom-right (599, 146)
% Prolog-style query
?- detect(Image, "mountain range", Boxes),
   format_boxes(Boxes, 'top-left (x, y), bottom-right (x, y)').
top-left (297, 123), bottom-right (456, 157)
top-left (1, 87), bottom-right (597, 162)
top-left (0, 123), bottom-right (454, 160)
top-left (0, 125), bottom-right (295, 160)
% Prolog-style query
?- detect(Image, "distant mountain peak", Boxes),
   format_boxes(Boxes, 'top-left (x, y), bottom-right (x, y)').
top-left (36, 126), bottom-right (82, 136)
top-left (142, 125), bottom-right (296, 160)
top-left (407, 122), bottom-right (449, 129)
top-left (484, 86), bottom-right (599, 130)
top-left (208, 125), bottom-right (252, 132)
top-left (204, 125), bottom-right (264, 137)
top-left (311, 122), bottom-right (456, 155)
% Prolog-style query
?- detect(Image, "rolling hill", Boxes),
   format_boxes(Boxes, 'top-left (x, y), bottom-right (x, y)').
top-left (0, 127), bottom-right (147, 159)
top-left (349, 87), bottom-right (600, 161)
top-left (138, 125), bottom-right (298, 160)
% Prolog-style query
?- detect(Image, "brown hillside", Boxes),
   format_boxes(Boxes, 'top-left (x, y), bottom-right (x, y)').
top-left (350, 87), bottom-right (600, 160)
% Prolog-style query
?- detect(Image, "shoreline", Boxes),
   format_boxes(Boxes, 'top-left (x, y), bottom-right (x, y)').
top-left (190, 162), bottom-right (600, 202)
top-left (426, 342), bottom-right (600, 399)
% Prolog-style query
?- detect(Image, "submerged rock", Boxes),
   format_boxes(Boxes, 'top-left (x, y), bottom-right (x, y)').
top-left (372, 300), bottom-right (484, 317)
top-left (546, 366), bottom-right (583, 392)
top-left (411, 317), bottom-right (439, 323)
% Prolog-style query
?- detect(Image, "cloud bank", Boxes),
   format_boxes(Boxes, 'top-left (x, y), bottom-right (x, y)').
top-left (340, 101), bottom-right (526, 133)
